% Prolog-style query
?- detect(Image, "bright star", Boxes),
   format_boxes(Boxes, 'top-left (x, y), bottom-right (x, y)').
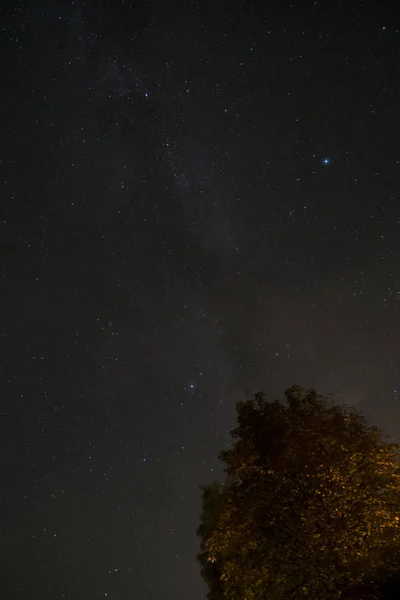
top-left (322, 157), bottom-right (331, 166)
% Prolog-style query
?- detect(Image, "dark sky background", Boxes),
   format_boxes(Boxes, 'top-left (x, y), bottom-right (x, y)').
top-left (1, 0), bottom-right (400, 598)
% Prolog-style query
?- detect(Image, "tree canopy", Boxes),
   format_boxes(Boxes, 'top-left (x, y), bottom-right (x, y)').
top-left (197, 385), bottom-right (400, 599)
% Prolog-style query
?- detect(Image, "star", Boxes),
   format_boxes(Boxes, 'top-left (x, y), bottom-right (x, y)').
top-left (322, 157), bottom-right (331, 166)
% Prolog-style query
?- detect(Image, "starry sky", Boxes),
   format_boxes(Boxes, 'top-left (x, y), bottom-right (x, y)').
top-left (1, 0), bottom-right (400, 598)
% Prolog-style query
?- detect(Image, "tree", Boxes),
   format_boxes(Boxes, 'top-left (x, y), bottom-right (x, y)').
top-left (197, 385), bottom-right (400, 600)
top-left (196, 482), bottom-right (226, 600)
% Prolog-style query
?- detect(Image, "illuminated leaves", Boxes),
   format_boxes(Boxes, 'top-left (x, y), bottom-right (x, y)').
top-left (199, 386), bottom-right (400, 600)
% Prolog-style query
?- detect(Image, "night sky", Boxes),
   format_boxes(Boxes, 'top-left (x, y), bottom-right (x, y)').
top-left (1, 0), bottom-right (400, 598)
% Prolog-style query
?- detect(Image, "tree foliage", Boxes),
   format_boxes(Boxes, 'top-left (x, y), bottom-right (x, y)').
top-left (197, 482), bottom-right (226, 600)
top-left (197, 385), bottom-right (400, 600)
